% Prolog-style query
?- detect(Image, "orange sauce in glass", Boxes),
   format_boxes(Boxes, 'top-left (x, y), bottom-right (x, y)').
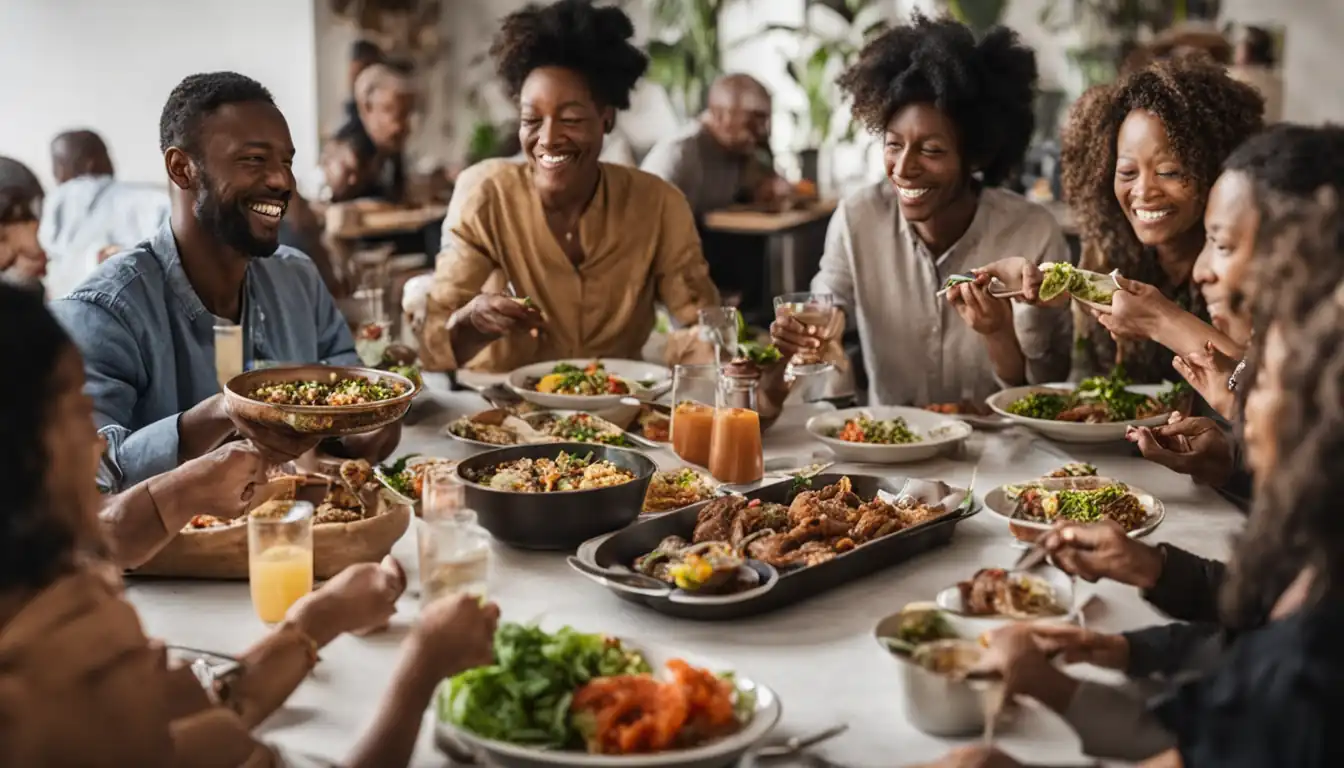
top-left (672, 402), bottom-right (715, 466)
top-left (708, 407), bottom-right (764, 484)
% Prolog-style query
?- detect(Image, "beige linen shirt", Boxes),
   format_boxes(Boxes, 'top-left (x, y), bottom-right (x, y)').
top-left (814, 182), bottom-right (1072, 406)
top-left (422, 162), bottom-right (720, 372)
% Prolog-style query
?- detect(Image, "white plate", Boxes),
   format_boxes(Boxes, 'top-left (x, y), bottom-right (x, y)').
top-left (508, 359), bottom-right (673, 410)
top-left (983, 476), bottom-right (1165, 542)
top-left (805, 406), bottom-right (973, 464)
top-left (455, 369), bottom-right (510, 392)
top-left (933, 567), bottom-right (1077, 634)
top-left (435, 641), bottom-right (781, 768)
top-left (985, 384), bottom-right (1173, 444)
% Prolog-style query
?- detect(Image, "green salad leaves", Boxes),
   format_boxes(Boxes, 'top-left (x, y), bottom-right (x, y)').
top-left (439, 623), bottom-right (650, 747)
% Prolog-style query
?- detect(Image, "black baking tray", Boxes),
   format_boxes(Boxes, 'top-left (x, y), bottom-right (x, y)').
top-left (576, 473), bottom-right (979, 620)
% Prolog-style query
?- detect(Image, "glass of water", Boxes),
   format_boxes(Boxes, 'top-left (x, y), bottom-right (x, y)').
top-left (418, 467), bottom-right (490, 606)
top-left (697, 306), bottom-right (740, 365)
top-left (773, 292), bottom-right (837, 376)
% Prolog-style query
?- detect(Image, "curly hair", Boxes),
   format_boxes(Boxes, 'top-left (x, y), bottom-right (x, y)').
top-left (0, 283), bottom-right (78, 590)
top-left (1062, 58), bottom-right (1264, 278)
top-left (1221, 191), bottom-right (1344, 630)
top-left (836, 13), bottom-right (1036, 186)
top-left (490, 0), bottom-right (648, 111)
top-left (159, 72), bottom-right (275, 156)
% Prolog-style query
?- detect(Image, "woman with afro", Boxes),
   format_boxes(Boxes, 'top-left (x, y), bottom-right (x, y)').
top-left (1061, 57), bottom-right (1263, 385)
top-left (769, 14), bottom-right (1072, 407)
top-left (421, 0), bottom-right (720, 373)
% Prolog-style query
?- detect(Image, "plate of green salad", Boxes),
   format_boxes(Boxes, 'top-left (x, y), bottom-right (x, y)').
top-left (435, 622), bottom-right (780, 767)
top-left (987, 371), bottom-right (1191, 444)
top-left (805, 406), bottom-right (972, 464)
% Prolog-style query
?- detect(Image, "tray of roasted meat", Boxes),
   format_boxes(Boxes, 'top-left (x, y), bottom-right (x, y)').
top-left (573, 473), bottom-right (978, 620)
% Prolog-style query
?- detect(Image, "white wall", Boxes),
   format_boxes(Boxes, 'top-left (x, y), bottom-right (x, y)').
top-left (0, 0), bottom-right (320, 192)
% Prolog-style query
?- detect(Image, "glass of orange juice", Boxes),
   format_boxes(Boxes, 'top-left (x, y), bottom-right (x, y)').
top-left (671, 364), bottom-right (718, 466)
top-left (248, 500), bottom-right (314, 625)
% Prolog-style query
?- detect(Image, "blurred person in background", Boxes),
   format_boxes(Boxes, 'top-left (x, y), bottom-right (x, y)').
top-left (0, 156), bottom-right (48, 292)
top-left (1229, 25), bottom-right (1283, 123)
top-left (38, 129), bottom-right (170, 299)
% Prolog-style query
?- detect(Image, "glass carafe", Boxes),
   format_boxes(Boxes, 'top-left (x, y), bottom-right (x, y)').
top-left (708, 363), bottom-right (764, 485)
top-left (671, 364), bottom-right (718, 466)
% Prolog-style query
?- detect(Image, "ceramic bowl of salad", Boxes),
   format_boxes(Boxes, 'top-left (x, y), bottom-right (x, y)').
top-left (508, 359), bottom-right (673, 410)
top-left (225, 365), bottom-right (418, 438)
top-left (805, 406), bottom-right (972, 464)
top-left (987, 375), bottom-right (1186, 444)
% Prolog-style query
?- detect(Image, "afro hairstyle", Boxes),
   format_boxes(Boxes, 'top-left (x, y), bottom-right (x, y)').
top-left (489, 0), bottom-right (648, 111)
top-left (1224, 122), bottom-right (1344, 199)
top-left (836, 12), bottom-right (1038, 186)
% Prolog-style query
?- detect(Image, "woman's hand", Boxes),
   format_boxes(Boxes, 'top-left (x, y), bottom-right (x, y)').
top-left (769, 310), bottom-right (832, 359)
top-left (1172, 342), bottom-right (1239, 418)
top-left (1094, 276), bottom-right (1178, 342)
top-left (1040, 520), bottom-right (1166, 588)
top-left (947, 281), bottom-right (1014, 336)
top-left (970, 257), bottom-right (1056, 306)
top-left (1127, 412), bottom-right (1235, 487)
top-left (456, 293), bottom-right (544, 339)
top-left (406, 594), bottom-right (501, 682)
top-left (288, 556), bottom-right (407, 646)
top-left (1028, 625), bottom-right (1129, 670)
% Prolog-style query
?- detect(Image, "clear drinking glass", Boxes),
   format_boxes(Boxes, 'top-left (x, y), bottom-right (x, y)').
top-left (417, 512), bottom-right (491, 607)
top-left (214, 322), bottom-right (244, 392)
top-left (773, 292), bottom-right (838, 376)
top-left (248, 501), bottom-right (314, 625)
top-left (670, 364), bottom-right (719, 466)
top-left (353, 287), bottom-right (391, 367)
top-left (697, 306), bottom-right (740, 365)
top-left (417, 466), bottom-right (490, 606)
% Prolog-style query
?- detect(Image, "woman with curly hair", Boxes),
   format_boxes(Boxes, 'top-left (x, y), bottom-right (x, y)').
top-left (1061, 57), bottom-right (1263, 384)
top-left (769, 13), bottom-right (1071, 406)
top-left (924, 191), bottom-right (1344, 768)
top-left (1112, 125), bottom-right (1344, 506)
top-left (0, 284), bottom-right (500, 766)
top-left (421, 0), bottom-right (720, 372)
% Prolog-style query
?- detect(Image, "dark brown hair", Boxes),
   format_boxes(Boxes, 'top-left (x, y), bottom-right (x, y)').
top-left (1222, 189), bottom-right (1344, 629)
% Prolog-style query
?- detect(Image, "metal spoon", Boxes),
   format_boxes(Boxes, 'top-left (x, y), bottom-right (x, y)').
top-left (755, 724), bottom-right (848, 758)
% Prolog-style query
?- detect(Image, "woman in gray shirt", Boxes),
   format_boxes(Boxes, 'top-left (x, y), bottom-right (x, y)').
top-left (770, 15), bottom-right (1071, 406)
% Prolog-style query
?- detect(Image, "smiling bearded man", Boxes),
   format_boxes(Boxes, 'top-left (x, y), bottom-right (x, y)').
top-left (50, 72), bottom-right (401, 493)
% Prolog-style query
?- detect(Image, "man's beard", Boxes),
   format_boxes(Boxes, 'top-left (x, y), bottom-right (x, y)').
top-left (194, 171), bottom-right (279, 259)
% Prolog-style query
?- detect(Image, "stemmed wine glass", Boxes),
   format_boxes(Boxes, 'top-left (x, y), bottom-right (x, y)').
top-left (773, 292), bottom-right (837, 376)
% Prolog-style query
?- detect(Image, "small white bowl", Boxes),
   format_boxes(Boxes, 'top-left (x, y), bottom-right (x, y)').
top-left (805, 406), bottom-right (972, 464)
top-left (933, 567), bottom-right (1077, 636)
top-left (985, 384), bottom-right (1173, 444)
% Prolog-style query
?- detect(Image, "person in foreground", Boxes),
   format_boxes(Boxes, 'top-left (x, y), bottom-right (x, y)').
top-left (1107, 125), bottom-right (1344, 503)
top-left (50, 72), bottom-right (400, 494)
top-left (420, 0), bottom-right (720, 373)
top-left (770, 14), bottom-right (1070, 406)
top-left (918, 192), bottom-right (1344, 768)
top-left (1060, 57), bottom-right (1263, 384)
top-left (0, 282), bottom-right (499, 767)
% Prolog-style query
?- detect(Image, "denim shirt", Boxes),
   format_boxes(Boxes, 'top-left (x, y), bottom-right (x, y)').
top-left (50, 223), bottom-right (358, 492)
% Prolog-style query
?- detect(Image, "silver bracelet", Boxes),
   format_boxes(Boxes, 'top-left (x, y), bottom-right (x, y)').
top-left (1226, 358), bottom-right (1247, 392)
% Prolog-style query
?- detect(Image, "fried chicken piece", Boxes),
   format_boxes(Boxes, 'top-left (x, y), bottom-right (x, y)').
top-left (692, 496), bottom-right (746, 543)
top-left (744, 532), bottom-right (800, 568)
top-left (339, 459), bottom-right (372, 491)
top-left (314, 504), bottom-right (364, 524)
top-left (957, 568), bottom-right (1010, 615)
top-left (851, 505), bottom-right (900, 542)
top-left (794, 541), bottom-right (837, 567)
top-left (729, 501), bottom-right (788, 546)
top-left (787, 516), bottom-right (852, 543)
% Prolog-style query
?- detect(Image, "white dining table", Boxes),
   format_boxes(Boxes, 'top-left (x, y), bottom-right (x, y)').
top-left (126, 375), bottom-right (1247, 768)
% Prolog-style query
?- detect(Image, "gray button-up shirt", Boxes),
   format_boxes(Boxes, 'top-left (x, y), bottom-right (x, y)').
top-left (50, 224), bottom-right (359, 491)
top-left (640, 123), bottom-right (750, 215)
top-left (814, 182), bottom-right (1071, 406)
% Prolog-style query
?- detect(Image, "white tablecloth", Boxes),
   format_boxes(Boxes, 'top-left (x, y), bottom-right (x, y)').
top-left (126, 376), bottom-right (1246, 767)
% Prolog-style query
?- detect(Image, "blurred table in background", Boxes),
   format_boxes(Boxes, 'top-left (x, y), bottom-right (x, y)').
top-left (703, 200), bottom-right (837, 324)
